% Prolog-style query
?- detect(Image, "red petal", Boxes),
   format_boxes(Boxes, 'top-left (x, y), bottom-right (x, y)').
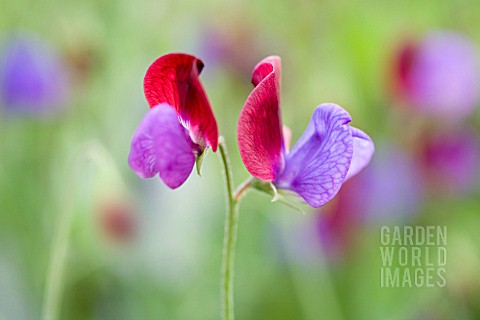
top-left (237, 56), bottom-right (284, 181)
top-left (143, 53), bottom-right (218, 151)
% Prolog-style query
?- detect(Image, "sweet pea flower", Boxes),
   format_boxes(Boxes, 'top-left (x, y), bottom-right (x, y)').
top-left (0, 32), bottom-right (70, 116)
top-left (393, 31), bottom-right (480, 120)
top-left (128, 53), bottom-right (218, 188)
top-left (237, 56), bottom-right (374, 207)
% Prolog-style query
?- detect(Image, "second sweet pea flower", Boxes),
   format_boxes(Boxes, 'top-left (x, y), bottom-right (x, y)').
top-left (128, 53), bottom-right (218, 188)
top-left (237, 56), bottom-right (374, 207)
top-left (393, 31), bottom-right (480, 121)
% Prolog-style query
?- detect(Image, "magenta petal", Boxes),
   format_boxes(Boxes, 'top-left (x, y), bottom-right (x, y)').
top-left (128, 104), bottom-right (196, 189)
top-left (237, 56), bottom-right (284, 181)
top-left (344, 127), bottom-right (375, 181)
top-left (276, 104), bottom-right (354, 207)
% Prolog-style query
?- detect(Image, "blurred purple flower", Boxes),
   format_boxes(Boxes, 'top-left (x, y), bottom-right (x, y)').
top-left (419, 128), bottom-right (479, 195)
top-left (0, 32), bottom-right (70, 116)
top-left (393, 31), bottom-right (480, 120)
top-left (359, 146), bottom-right (424, 221)
top-left (315, 145), bottom-right (423, 260)
top-left (197, 23), bottom-right (265, 81)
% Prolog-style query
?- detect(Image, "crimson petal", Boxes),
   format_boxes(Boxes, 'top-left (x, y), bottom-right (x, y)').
top-left (128, 104), bottom-right (196, 189)
top-left (143, 53), bottom-right (218, 151)
top-left (237, 56), bottom-right (284, 181)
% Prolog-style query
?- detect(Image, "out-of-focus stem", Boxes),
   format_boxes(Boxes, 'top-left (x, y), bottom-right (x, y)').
top-left (41, 181), bottom-right (75, 320)
top-left (41, 141), bottom-right (120, 320)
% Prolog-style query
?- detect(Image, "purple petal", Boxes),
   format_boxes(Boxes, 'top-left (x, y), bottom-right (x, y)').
top-left (344, 127), bottom-right (374, 181)
top-left (128, 104), bottom-right (196, 189)
top-left (276, 103), bottom-right (354, 208)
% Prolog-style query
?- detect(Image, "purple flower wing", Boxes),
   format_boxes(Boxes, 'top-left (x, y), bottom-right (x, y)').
top-left (276, 104), bottom-right (353, 207)
top-left (128, 104), bottom-right (196, 189)
top-left (344, 127), bottom-right (375, 181)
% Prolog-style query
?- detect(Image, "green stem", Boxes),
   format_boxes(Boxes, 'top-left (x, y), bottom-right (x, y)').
top-left (42, 141), bottom-right (120, 320)
top-left (218, 138), bottom-right (237, 320)
top-left (41, 158), bottom-right (80, 320)
top-left (41, 204), bottom-right (72, 320)
top-left (218, 138), bottom-right (252, 320)
top-left (233, 177), bottom-right (254, 202)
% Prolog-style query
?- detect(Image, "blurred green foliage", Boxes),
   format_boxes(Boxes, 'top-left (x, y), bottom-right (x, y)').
top-left (1, 0), bottom-right (480, 319)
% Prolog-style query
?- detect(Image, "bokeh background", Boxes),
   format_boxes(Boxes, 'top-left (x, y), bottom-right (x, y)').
top-left (1, 0), bottom-right (480, 319)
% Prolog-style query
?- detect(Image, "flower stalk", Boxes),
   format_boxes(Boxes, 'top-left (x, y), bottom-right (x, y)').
top-left (218, 137), bottom-right (252, 320)
top-left (218, 137), bottom-right (237, 320)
